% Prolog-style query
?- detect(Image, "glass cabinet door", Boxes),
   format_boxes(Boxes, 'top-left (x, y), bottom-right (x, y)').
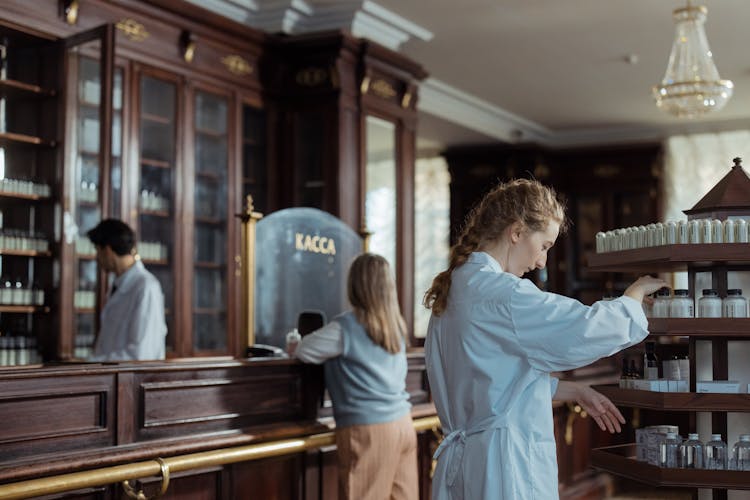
top-left (137, 74), bottom-right (176, 350)
top-left (70, 55), bottom-right (123, 359)
top-left (364, 115), bottom-right (397, 270)
top-left (193, 90), bottom-right (228, 352)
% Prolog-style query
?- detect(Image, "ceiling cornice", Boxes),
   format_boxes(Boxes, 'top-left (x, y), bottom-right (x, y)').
top-left (187, 0), bottom-right (694, 149)
top-left (185, 0), bottom-right (433, 50)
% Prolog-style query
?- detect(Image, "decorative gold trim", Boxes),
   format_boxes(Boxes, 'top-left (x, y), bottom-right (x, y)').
top-left (237, 195), bottom-right (263, 350)
top-left (295, 67), bottom-right (328, 87)
top-left (593, 164), bottom-right (621, 178)
top-left (371, 79), bottom-right (397, 99)
top-left (221, 55), bottom-right (253, 76)
top-left (0, 416), bottom-right (440, 499)
top-left (122, 458), bottom-right (168, 500)
top-left (116, 19), bottom-right (149, 42)
top-left (180, 31), bottom-right (196, 64)
top-left (63, 0), bottom-right (79, 25)
top-left (359, 227), bottom-right (372, 252)
top-left (401, 91), bottom-right (412, 109)
top-left (360, 75), bottom-right (371, 95)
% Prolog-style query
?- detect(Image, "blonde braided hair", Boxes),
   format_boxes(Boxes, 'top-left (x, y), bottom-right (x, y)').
top-left (423, 178), bottom-right (567, 316)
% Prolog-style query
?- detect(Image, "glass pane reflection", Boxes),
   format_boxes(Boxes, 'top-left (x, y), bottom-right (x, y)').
top-left (364, 116), bottom-right (397, 271)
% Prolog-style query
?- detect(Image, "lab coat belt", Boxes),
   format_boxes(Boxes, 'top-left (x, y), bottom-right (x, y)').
top-left (433, 415), bottom-right (510, 487)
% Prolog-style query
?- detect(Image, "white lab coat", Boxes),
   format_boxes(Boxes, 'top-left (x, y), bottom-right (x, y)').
top-left (91, 260), bottom-right (167, 361)
top-left (425, 252), bottom-right (648, 499)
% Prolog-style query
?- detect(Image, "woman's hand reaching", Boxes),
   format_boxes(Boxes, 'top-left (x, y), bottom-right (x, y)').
top-left (554, 381), bottom-right (626, 433)
top-left (624, 275), bottom-right (669, 303)
top-left (575, 384), bottom-right (626, 433)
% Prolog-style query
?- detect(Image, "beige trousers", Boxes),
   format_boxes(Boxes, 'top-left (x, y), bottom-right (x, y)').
top-left (335, 413), bottom-right (418, 500)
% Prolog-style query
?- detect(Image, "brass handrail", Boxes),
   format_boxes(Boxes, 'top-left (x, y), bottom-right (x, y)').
top-left (0, 416), bottom-right (440, 500)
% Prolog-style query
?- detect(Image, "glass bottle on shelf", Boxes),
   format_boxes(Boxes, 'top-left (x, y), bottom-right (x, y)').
top-left (643, 342), bottom-right (659, 380)
top-left (698, 289), bottom-right (721, 318)
top-left (705, 434), bottom-right (727, 470)
top-left (659, 432), bottom-right (681, 468)
top-left (723, 289), bottom-right (748, 318)
top-left (669, 289), bottom-right (693, 318)
top-left (732, 434), bottom-right (750, 471)
top-left (678, 433), bottom-right (704, 469)
top-left (652, 288), bottom-right (671, 318)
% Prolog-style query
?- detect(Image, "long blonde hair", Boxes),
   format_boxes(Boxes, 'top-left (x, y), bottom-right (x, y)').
top-left (423, 178), bottom-right (567, 316)
top-left (348, 253), bottom-right (406, 354)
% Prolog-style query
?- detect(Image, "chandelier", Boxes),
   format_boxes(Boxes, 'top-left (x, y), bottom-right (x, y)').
top-left (652, 2), bottom-right (733, 118)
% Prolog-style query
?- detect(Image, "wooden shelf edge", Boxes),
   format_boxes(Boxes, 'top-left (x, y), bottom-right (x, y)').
top-left (592, 384), bottom-right (750, 411)
top-left (0, 78), bottom-right (55, 97)
top-left (648, 318), bottom-right (750, 337)
top-left (0, 131), bottom-right (55, 147)
top-left (592, 444), bottom-right (750, 489)
top-left (587, 244), bottom-right (750, 272)
top-left (0, 306), bottom-right (50, 313)
top-left (0, 249), bottom-right (52, 257)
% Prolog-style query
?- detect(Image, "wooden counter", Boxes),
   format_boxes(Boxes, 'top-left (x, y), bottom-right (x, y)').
top-left (0, 354), bottom-right (436, 499)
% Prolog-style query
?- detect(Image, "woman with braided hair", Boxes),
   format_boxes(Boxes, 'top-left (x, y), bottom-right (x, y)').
top-left (424, 179), bottom-right (666, 499)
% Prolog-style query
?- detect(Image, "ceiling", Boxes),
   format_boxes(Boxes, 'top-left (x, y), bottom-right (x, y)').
top-left (196, 0), bottom-right (750, 152)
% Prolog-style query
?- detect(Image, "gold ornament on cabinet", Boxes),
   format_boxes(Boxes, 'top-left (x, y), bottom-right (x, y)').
top-left (179, 31), bottom-right (196, 64)
top-left (295, 67), bottom-right (328, 87)
top-left (61, 0), bottom-right (79, 25)
top-left (221, 55), bottom-right (253, 76)
top-left (116, 19), bottom-right (149, 42)
top-left (370, 79), bottom-right (397, 99)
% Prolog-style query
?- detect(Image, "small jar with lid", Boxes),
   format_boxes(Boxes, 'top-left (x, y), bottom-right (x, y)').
top-left (595, 232), bottom-right (606, 253)
top-left (737, 219), bottom-right (748, 243)
top-left (711, 219), bottom-right (723, 243)
top-left (678, 220), bottom-right (690, 244)
top-left (723, 289), bottom-right (748, 318)
top-left (665, 221), bottom-right (678, 244)
top-left (652, 288), bottom-right (672, 318)
top-left (654, 222), bottom-right (665, 246)
top-left (669, 289), bottom-right (694, 318)
top-left (698, 289), bottom-right (722, 318)
top-left (723, 219), bottom-right (735, 243)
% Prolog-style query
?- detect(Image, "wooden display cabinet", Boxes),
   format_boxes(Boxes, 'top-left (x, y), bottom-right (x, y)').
top-left (0, 0), bottom-right (269, 360)
top-left (588, 161), bottom-right (750, 498)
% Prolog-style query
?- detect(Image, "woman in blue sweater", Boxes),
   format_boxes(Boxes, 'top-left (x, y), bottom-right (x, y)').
top-left (296, 253), bottom-right (417, 500)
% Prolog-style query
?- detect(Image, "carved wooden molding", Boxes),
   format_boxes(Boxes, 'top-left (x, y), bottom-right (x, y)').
top-left (116, 19), bottom-right (149, 42)
top-left (221, 55), bottom-right (253, 76)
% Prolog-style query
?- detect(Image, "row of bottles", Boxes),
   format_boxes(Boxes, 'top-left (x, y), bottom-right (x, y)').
top-left (0, 229), bottom-right (50, 252)
top-left (78, 181), bottom-right (99, 203)
top-left (75, 236), bottom-right (96, 257)
top-left (0, 278), bottom-right (45, 306)
top-left (658, 432), bottom-right (750, 471)
top-left (596, 217), bottom-right (750, 253)
top-left (74, 287), bottom-right (96, 309)
top-left (140, 189), bottom-right (169, 212)
top-left (0, 336), bottom-right (41, 366)
top-left (646, 288), bottom-right (749, 318)
top-left (139, 241), bottom-right (168, 261)
top-left (0, 177), bottom-right (52, 197)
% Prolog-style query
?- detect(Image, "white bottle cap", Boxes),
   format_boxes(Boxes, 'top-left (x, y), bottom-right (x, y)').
top-left (688, 433), bottom-right (700, 440)
top-left (711, 434), bottom-right (722, 441)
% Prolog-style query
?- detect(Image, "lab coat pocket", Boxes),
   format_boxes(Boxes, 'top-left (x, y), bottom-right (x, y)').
top-left (530, 440), bottom-right (558, 499)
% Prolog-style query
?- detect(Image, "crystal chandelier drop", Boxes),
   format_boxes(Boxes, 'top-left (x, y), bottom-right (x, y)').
top-left (652, 2), bottom-right (733, 118)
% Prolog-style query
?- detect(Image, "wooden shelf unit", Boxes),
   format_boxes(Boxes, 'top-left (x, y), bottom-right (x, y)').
top-left (592, 444), bottom-right (750, 490)
top-left (593, 385), bottom-right (750, 412)
top-left (589, 241), bottom-right (750, 495)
